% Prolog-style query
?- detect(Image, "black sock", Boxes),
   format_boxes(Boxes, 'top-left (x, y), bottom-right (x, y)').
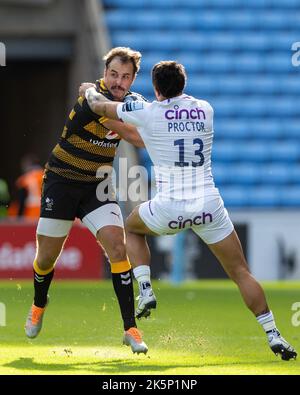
top-left (112, 269), bottom-right (136, 331)
top-left (33, 269), bottom-right (54, 308)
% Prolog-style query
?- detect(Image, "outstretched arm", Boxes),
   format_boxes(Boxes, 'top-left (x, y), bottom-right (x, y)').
top-left (84, 87), bottom-right (145, 147)
top-left (85, 87), bottom-right (119, 119)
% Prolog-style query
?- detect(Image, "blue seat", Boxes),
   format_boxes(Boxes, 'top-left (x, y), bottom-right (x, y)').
top-left (213, 98), bottom-right (263, 116)
top-left (248, 187), bottom-right (280, 207)
top-left (233, 55), bottom-right (263, 72)
top-left (263, 55), bottom-right (293, 72)
top-left (105, 12), bottom-right (132, 29)
top-left (212, 164), bottom-right (231, 186)
top-left (288, 121), bottom-right (300, 138)
top-left (212, 142), bottom-right (240, 162)
top-left (214, 120), bottom-right (251, 139)
top-left (112, 32), bottom-right (179, 51)
top-left (259, 164), bottom-right (292, 184)
top-left (239, 143), bottom-right (271, 162)
top-left (271, 99), bottom-right (299, 116)
top-left (257, 11), bottom-right (300, 29)
top-left (219, 186), bottom-right (250, 207)
top-left (270, 142), bottom-right (300, 162)
top-left (196, 55), bottom-right (232, 72)
top-left (277, 77), bottom-right (300, 94)
top-left (270, 33), bottom-right (300, 50)
top-left (187, 77), bottom-right (219, 95)
top-left (290, 166), bottom-right (300, 183)
top-left (279, 187), bottom-right (300, 206)
top-left (103, 0), bottom-right (300, 8)
top-left (250, 120), bottom-right (283, 140)
top-left (107, 12), bottom-right (194, 30)
top-left (229, 164), bottom-right (260, 185)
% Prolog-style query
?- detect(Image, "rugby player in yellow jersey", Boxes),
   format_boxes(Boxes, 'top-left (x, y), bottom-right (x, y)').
top-left (24, 47), bottom-right (148, 354)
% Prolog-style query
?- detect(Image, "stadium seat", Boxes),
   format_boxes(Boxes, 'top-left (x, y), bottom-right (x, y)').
top-left (103, 0), bottom-right (300, 9)
top-left (259, 165), bottom-right (292, 185)
top-left (248, 187), bottom-right (280, 207)
top-left (288, 121), bottom-right (300, 138)
top-left (279, 187), bottom-right (300, 207)
top-left (212, 164), bottom-right (230, 186)
top-left (212, 142), bottom-right (241, 162)
top-left (238, 143), bottom-right (271, 163)
top-left (219, 186), bottom-right (250, 207)
top-left (214, 120), bottom-right (251, 139)
top-left (270, 142), bottom-right (300, 162)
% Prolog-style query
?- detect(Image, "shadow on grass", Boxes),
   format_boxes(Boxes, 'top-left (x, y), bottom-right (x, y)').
top-left (3, 357), bottom-right (283, 374)
top-left (3, 357), bottom-right (199, 374)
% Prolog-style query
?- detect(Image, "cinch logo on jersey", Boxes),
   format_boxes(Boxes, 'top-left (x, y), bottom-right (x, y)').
top-left (168, 213), bottom-right (213, 230)
top-left (165, 105), bottom-right (206, 133)
top-left (165, 105), bottom-right (206, 120)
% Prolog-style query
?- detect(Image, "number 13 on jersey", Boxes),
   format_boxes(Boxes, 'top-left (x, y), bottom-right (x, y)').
top-left (174, 138), bottom-right (204, 167)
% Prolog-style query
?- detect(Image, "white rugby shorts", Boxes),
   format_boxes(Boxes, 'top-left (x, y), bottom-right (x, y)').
top-left (138, 194), bottom-right (234, 244)
top-left (37, 202), bottom-right (124, 237)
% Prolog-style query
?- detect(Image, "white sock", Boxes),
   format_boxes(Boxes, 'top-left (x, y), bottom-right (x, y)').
top-left (133, 265), bottom-right (152, 295)
top-left (256, 311), bottom-right (278, 335)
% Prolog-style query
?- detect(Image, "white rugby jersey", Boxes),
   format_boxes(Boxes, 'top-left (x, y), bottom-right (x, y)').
top-left (117, 94), bottom-right (219, 200)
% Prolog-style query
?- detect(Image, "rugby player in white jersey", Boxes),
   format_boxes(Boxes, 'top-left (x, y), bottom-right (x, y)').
top-left (80, 61), bottom-right (297, 361)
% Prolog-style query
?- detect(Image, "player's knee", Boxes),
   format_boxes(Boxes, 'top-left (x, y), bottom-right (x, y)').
top-left (125, 217), bottom-right (140, 234)
top-left (36, 254), bottom-right (57, 271)
top-left (125, 215), bottom-right (132, 230)
top-left (229, 264), bottom-right (250, 283)
top-left (107, 241), bottom-right (127, 262)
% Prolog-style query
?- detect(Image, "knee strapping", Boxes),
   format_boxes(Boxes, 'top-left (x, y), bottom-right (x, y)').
top-left (33, 259), bottom-right (55, 275)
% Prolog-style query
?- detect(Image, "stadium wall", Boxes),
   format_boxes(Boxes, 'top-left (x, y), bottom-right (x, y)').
top-left (0, 221), bottom-right (104, 279)
top-left (230, 211), bottom-right (300, 281)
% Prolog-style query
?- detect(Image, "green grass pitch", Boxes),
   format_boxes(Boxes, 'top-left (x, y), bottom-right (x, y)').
top-left (0, 280), bottom-right (299, 375)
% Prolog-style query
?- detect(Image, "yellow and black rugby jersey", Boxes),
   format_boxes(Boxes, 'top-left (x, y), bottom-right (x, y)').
top-left (45, 79), bottom-right (146, 183)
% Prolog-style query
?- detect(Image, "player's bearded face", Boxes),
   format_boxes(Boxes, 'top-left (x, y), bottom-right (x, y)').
top-left (104, 57), bottom-right (135, 101)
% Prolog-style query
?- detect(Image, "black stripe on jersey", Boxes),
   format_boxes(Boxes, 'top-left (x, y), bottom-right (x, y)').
top-left (47, 155), bottom-right (109, 177)
top-left (61, 128), bottom-right (121, 148)
top-left (74, 99), bottom-right (100, 119)
top-left (63, 117), bottom-right (121, 148)
top-left (58, 138), bottom-right (115, 163)
top-left (64, 118), bottom-right (108, 141)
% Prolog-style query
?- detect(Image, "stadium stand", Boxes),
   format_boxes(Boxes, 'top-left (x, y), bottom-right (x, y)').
top-left (102, 0), bottom-right (300, 208)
